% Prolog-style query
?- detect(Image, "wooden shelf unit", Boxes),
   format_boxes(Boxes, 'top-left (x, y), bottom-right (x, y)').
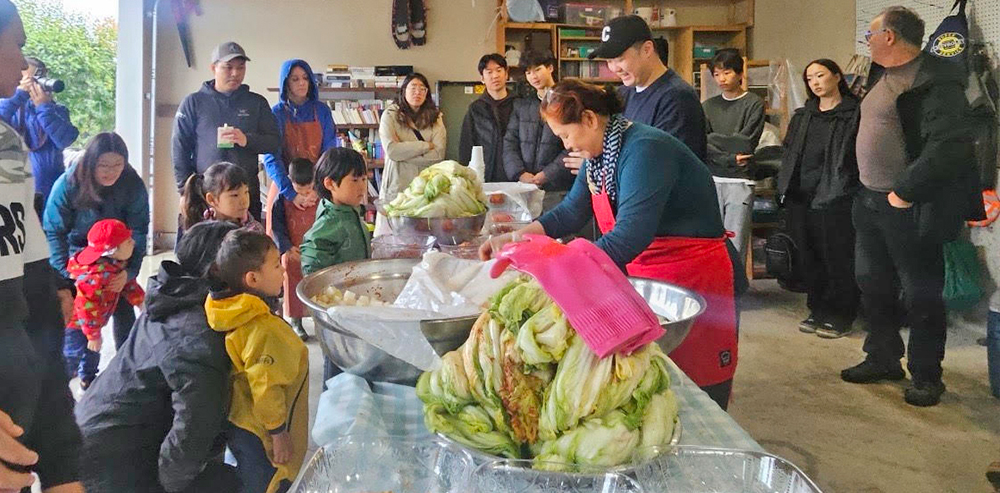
top-left (495, 1), bottom-right (753, 87)
top-left (267, 87), bottom-right (398, 100)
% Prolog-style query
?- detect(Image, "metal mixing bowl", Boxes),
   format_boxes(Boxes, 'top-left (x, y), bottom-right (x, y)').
top-left (298, 258), bottom-right (706, 385)
top-left (298, 258), bottom-right (477, 385)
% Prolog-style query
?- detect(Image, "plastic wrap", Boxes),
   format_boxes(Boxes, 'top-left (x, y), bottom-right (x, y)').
top-left (325, 252), bottom-right (518, 372)
top-left (483, 182), bottom-right (545, 219)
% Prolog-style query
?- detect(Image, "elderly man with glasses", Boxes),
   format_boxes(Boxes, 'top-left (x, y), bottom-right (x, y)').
top-left (841, 6), bottom-right (984, 406)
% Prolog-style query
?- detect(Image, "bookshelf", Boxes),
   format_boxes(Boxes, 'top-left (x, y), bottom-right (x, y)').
top-left (495, 1), bottom-right (753, 87)
top-left (265, 87), bottom-right (392, 171)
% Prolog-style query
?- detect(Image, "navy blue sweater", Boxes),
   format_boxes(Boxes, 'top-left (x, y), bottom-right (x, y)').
top-left (620, 70), bottom-right (708, 162)
top-left (539, 123), bottom-right (724, 269)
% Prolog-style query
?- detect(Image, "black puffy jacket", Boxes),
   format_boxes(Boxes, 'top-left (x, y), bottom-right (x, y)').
top-left (777, 95), bottom-right (861, 209)
top-left (502, 95), bottom-right (574, 191)
top-left (76, 261), bottom-right (232, 492)
top-left (459, 93), bottom-right (516, 183)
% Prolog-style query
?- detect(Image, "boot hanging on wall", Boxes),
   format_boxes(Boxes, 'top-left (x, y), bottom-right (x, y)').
top-left (410, 0), bottom-right (427, 46)
top-left (392, 0), bottom-right (411, 49)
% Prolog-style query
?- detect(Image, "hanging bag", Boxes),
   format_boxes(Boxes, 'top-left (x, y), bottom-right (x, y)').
top-left (942, 239), bottom-right (983, 312)
top-left (924, 0), bottom-right (970, 72)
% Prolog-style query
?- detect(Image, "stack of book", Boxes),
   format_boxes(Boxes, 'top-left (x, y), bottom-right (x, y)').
top-left (324, 64), bottom-right (352, 88)
top-left (374, 65), bottom-right (413, 88)
top-left (349, 66), bottom-right (376, 86)
top-left (329, 99), bottom-right (389, 126)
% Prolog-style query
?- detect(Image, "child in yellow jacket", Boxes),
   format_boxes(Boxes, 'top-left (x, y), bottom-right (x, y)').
top-left (205, 230), bottom-right (309, 493)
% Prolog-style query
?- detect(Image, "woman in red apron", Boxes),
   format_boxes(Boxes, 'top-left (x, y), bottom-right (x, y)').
top-left (263, 59), bottom-right (337, 339)
top-left (481, 79), bottom-right (742, 409)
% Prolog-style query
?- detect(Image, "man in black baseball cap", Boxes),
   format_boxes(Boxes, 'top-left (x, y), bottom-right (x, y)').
top-left (588, 14), bottom-right (655, 61)
top-left (171, 40), bottom-right (280, 229)
top-left (585, 15), bottom-right (707, 162)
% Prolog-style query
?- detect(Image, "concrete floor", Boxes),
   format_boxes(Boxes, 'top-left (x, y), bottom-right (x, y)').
top-left (731, 280), bottom-right (998, 493)
top-left (80, 255), bottom-right (997, 492)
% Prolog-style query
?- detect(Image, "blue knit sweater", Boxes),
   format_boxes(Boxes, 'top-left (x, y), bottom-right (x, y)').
top-left (539, 123), bottom-right (724, 269)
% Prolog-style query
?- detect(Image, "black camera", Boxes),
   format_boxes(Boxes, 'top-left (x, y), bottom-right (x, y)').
top-left (34, 76), bottom-right (64, 93)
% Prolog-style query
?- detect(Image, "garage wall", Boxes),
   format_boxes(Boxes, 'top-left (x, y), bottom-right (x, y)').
top-left (149, 0), bottom-right (501, 235)
top-left (147, 0), bottom-right (858, 237)
top-left (751, 0), bottom-right (858, 71)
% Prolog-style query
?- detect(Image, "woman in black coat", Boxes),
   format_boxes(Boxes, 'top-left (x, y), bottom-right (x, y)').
top-left (75, 221), bottom-right (239, 493)
top-left (777, 59), bottom-right (861, 340)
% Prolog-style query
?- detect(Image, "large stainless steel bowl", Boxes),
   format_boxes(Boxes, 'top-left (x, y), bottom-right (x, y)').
top-left (298, 258), bottom-right (477, 385)
top-left (298, 258), bottom-right (705, 385)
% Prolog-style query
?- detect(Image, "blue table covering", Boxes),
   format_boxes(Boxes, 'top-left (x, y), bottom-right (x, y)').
top-left (312, 359), bottom-right (762, 452)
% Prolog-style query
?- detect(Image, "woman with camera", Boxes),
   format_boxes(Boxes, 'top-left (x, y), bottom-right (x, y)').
top-left (0, 56), bottom-right (79, 215)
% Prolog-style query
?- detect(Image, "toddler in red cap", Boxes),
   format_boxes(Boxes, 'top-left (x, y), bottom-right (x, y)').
top-left (64, 218), bottom-right (145, 389)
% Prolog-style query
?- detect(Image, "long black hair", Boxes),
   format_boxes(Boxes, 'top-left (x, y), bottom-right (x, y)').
top-left (395, 72), bottom-right (440, 130)
top-left (802, 59), bottom-right (851, 100)
top-left (176, 220), bottom-right (239, 278)
top-left (71, 132), bottom-right (130, 209)
top-left (181, 162), bottom-right (249, 229)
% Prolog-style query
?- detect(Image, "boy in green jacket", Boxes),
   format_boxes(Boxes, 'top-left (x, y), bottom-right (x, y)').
top-left (299, 148), bottom-right (371, 386)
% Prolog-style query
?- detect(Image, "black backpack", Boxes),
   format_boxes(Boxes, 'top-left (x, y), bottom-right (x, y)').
top-left (765, 232), bottom-right (807, 293)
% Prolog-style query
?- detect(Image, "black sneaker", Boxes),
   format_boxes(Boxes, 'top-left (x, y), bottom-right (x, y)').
top-left (904, 380), bottom-right (945, 407)
top-left (799, 316), bottom-right (821, 334)
top-left (816, 321), bottom-right (852, 339)
top-left (986, 461), bottom-right (1000, 489)
top-left (292, 318), bottom-right (310, 342)
top-left (841, 359), bottom-right (906, 383)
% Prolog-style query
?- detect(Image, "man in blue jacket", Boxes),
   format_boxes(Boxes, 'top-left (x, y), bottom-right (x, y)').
top-left (0, 56), bottom-right (79, 215)
top-left (171, 41), bottom-right (280, 222)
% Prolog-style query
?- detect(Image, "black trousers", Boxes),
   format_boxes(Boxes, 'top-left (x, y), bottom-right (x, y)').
top-left (853, 189), bottom-right (946, 382)
top-left (112, 296), bottom-right (138, 350)
top-left (786, 198), bottom-right (859, 326)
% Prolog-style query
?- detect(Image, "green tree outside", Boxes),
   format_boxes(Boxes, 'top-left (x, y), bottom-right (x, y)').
top-left (14, 0), bottom-right (116, 145)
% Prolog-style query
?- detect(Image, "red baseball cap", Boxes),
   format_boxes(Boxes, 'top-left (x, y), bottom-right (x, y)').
top-left (75, 219), bottom-right (133, 265)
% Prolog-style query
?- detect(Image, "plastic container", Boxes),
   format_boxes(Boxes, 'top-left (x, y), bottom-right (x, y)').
top-left (290, 435), bottom-right (474, 492)
top-left (371, 234), bottom-right (436, 259)
top-left (694, 45), bottom-right (717, 59)
top-left (469, 460), bottom-right (644, 493)
top-left (561, 3), bottom-right (609, 26)
top-left (629, 445), bottom-right (823, 493)
top-left (438, 235), bottom-right (488, 260)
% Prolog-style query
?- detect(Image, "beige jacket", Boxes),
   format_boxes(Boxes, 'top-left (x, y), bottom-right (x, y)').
top-left (376, 102), bottom-right (447, 235)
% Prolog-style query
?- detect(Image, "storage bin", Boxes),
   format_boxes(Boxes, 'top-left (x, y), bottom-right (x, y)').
top-left (694, 45), bottom-right (717, 59)
top-left (561, 3), bottom-right (609, 26)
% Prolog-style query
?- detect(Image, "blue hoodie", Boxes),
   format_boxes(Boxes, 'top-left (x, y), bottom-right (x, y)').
top-left (263, 59), bottom-right (338, 201)
top-left (0, 90), bottom-right (80, 201)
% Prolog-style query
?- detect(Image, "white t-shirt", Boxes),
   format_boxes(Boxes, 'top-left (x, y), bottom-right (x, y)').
top-left (0, 120), bottom-right (48, 284)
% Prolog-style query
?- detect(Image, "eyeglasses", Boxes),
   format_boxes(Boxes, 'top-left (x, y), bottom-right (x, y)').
top-left (406, 85), bottom-right (429, 94)
top-left (864, 28), bottom-right (889, 42)
top-left (97, 162), bottom-right (126, 172)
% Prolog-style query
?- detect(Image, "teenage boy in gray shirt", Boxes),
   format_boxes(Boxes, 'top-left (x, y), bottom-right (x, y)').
top-left (701, 49), bottom-right (765, 256)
